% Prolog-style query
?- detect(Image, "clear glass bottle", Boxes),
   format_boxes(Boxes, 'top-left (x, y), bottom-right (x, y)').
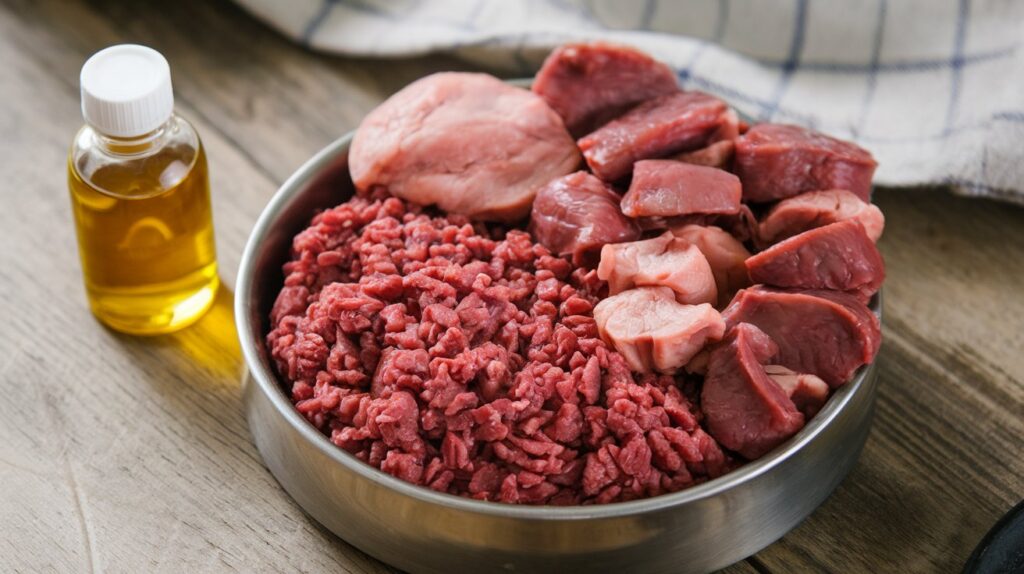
top-left (69, 45), bottom-right (218, 335)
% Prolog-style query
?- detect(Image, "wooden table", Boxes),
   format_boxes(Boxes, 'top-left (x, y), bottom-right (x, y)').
top-left (2, 1), bottom-right (1022, 572)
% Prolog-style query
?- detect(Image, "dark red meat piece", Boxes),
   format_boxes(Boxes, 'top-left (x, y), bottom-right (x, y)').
top-left (758, 189), bottom-right (885, 245)
top-left (529, 171), bottom-right (640, 267)
top-left (749, 219), bottom-right (884, 300)
top-left (721, 286), bottom-right (881, 388)
top-left (702, 323), bottom-right (805, 459)
top-left (532, 42), bottom-right (680, 137)
top-left (578, 91), bottom-right (731, 182)
top-left (746, 220), bottom-right (885, 299)
top-left (620, 160), bottom-right (741, 218)
top-left (734, 124), bottom-right (877, 203)
top-left (597, 233), bottom-right (718, 306)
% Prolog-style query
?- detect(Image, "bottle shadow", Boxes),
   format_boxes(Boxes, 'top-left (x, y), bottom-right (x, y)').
top-left (106, 281), bottom-right (244, 391)
top-left (101, 280), bottom-right (264, 477)
top-left (162, 282), bottom-right (243, 383)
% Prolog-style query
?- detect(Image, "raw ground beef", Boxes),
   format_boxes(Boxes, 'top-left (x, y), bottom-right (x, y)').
top-left (267, 188), bottom-right (736, 505)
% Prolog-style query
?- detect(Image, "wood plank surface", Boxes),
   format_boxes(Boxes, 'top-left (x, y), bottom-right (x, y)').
top-left (0, 0), bottom-right (1021, 572)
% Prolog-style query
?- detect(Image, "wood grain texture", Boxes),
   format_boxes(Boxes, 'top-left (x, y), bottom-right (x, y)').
top-left (0, 0), bottom-right (1021, 572)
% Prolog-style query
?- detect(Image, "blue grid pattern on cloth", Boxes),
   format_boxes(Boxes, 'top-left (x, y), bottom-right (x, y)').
top-left (235, 0), bottom-right (1024, 203)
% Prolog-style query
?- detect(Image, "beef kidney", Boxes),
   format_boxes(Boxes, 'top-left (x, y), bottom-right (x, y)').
top-left (670, 224), bottom-right (752, 307)
top-left (594, 286), bottom-right (725, 374)
top-left (597, 232), bottom-right (717, 306)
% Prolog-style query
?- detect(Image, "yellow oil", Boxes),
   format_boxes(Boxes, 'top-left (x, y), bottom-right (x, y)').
top-left (68, 137), bottom-right (218, 335)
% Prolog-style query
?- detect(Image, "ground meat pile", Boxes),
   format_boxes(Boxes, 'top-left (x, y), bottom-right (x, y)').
top-left (268, 188), bottom-right (735, 505)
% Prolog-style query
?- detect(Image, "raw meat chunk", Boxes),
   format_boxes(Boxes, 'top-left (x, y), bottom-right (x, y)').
top-left (349, 72), bottom-right (580, 222)
top-left (764, 365), bottom-right (829, 418)
top-left (670, 108), bottom-right (738, 169)
top-left (702, 323), bottom-right (805, 459)
top-left (711, 108), bottom-right (741, 142)
top-left (669, 204), bottom-right (759, 244)
top-left (594, 287), bottom-right (725, 374)
top-left (532, 42), bottom-right (679, 137)
top-left (671, 224), bottom-right (751, 306)
top-left (759, 189), bottom-right (885, 244)
top-left (745, 220), bottom-right (885, 299)
top-left (579, 91), bottom-right (730, 182)
top-left (735, 124), bottom-right (877, 203)
top-left (672, 139), bottom-right (735, 170)
top-left (620, 160), bottom-right (742, 218)
top-left (721, 286), bottom-right (881, 387)
top-left (529, 171), bottom-right (640, 267)
top-left (597, 232), bottom-right (717, 305)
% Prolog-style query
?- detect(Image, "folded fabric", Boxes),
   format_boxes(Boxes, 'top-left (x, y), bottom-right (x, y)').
top-left (235, 0), bottom-right (1024, 204)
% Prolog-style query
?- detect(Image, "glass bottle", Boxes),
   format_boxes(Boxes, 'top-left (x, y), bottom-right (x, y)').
top-left (68, 44), bottom-right (218, 335)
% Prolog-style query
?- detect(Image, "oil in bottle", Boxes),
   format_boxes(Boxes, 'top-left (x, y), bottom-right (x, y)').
top-left (69, 44), bottom-right (218, 335)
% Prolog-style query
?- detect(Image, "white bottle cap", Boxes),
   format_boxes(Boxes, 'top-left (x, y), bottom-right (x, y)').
top-left (80, 44), bottom-right (174, 138)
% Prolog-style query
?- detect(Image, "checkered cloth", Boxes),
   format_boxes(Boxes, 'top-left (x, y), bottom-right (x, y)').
top-left (236, 0), bottom-right (1024, 204)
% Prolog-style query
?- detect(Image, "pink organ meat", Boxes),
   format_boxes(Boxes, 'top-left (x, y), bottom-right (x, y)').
top-left (764, 365), bottom-right (830, 418)
top-left (669, 204), bottom-right (760, 245)
top-left (349, 72), bottom-right (580, 222)
top-left (594, 287), bottom-right (725, 374)
top-left (597, 232), bottom-right (717, 306)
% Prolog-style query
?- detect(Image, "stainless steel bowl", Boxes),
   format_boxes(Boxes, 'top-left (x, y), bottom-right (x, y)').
top-left (236, 132), bottom-right (880, 574)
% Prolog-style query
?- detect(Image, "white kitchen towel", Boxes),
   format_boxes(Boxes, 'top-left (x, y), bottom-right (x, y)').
top-left (235, 0), bottom-right (1024, 204)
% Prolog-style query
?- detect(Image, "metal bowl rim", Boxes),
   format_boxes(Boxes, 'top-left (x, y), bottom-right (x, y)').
top-left (236, 130), bottom-right (879, 521)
